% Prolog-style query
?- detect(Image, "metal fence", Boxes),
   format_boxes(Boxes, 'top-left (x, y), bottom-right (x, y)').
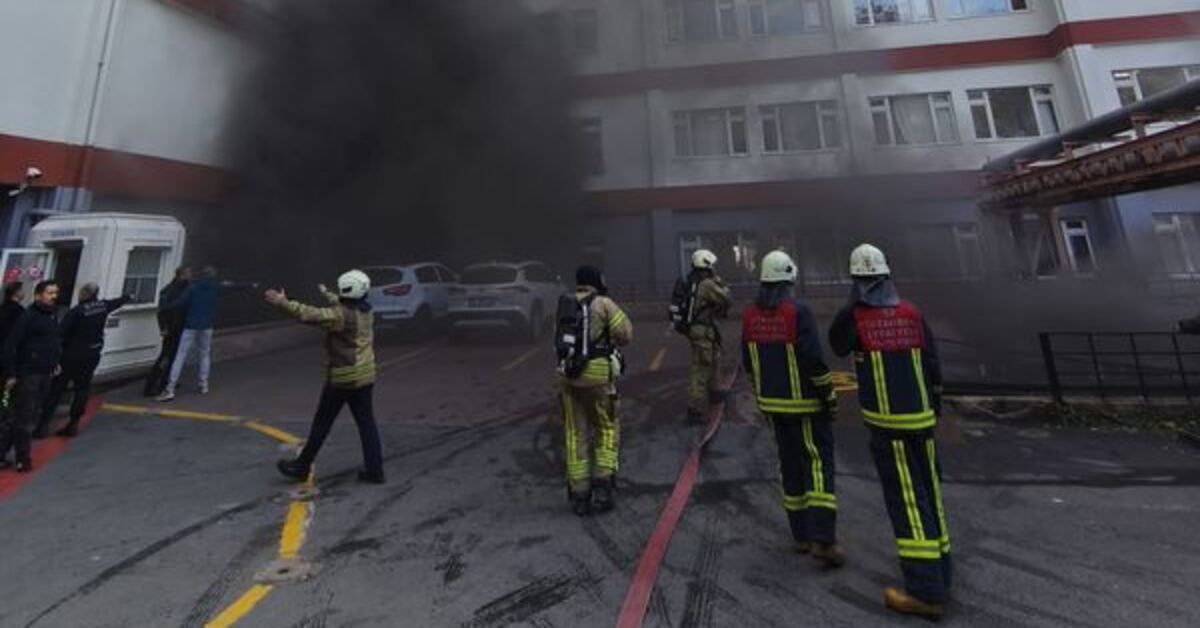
top-left (1039, 332), bottom-right (1200, 402)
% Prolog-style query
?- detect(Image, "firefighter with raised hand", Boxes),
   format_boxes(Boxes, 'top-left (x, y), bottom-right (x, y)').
top-left (269, 270), bottom-right (385, 485)
top-left (554, 266), bottom-right (632, 516)
top-left (828, 244), bottom-right (950, 619)
top-left (742, 251), bottom-right (844, 567)
top-left (685, 249), bottom-right (731, 422)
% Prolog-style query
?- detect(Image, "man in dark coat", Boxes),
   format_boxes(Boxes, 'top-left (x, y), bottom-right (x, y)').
top-left (144, 266), bottom-right (191, 397)
top-left (39, 283), bottom-right (131, 437)
top-left (0, 281), bottom-right (62, 472)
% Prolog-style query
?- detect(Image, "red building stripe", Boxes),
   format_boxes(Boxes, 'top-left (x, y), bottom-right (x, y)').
top-left (575, 11), bottom-right (1200, 97)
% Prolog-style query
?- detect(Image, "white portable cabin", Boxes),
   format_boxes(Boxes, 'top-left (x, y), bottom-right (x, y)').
top-left (0, 213), bottom-right (186, 379)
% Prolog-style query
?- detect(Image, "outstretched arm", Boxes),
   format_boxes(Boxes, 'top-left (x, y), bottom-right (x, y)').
top-left (265, 288), bottom-right (343, 331)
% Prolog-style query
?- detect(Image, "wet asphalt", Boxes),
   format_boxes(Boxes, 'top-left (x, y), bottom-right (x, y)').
top-left (1, 320), bottom-right (1198, 628)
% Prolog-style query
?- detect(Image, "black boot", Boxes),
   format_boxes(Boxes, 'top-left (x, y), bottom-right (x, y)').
top-left (593, 478), bottom-right (616, 513)
top-left (56, 420), bottom-right (80, 438)
top-left (570, 490), bottom-right (592, 517)
top-left (276, 459), bottom-right (310, 481)
top-left (31, 424), bottom-right (50, 440)
top-left (357, 468), bottom-right (386, 484)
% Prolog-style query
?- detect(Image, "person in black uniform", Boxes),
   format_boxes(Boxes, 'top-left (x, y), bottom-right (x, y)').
top-left (0, 280), bottom-right (63, 472)
top-left (0, 282), bottom-right (25, 467)
top-left (38, 283), bottom-right (132, 438)
top-left (143, 266), bottom-right (191, 397)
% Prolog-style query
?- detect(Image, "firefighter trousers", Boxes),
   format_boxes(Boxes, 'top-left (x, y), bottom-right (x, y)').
top-left (768, 413), bottom-right (837, 545)
top-left (869, 428), bottom-right (952, 604)
top-left (687, 327), bottom-right (721, 416)
top-left (559, 383), bottom-right (618, 494)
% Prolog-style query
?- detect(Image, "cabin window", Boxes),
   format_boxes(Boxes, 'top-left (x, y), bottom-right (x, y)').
top-left (124, 248), bottom-right (165, 304)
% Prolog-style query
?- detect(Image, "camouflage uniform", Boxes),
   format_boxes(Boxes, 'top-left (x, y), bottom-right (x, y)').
top-left (687, 274), bottom-right (732, 418)
top-left (560, 287), bottom-right (633, 495)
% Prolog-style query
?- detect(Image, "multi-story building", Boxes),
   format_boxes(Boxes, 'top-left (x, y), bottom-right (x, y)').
top-left (530, 0), bottom-right (1200, 287)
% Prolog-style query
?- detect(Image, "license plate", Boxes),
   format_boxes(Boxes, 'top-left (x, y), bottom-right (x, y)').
top-left (468, 298), bottom-right (495, 308)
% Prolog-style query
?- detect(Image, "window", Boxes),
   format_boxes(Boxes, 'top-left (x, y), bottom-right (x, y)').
top-left (748, 0), bottom-right (824, 36)
top-left (760, 100), bottom-right (842, 152)
top-left (123, 248), bottom-right (164, 304)
top-left (364, 267), bottom-right (406, 287)
top-left (1061, 219), bottom-right (1097, 274)
top-left (679, 232), bottom-right (759, 282)
top-left (1011, 212), bottom-right (1059, 279)
top-left (943, 0), bottom-right (1028, 18)
top-left (1153, 214), bottom-right (1200, 276)
top-left (673, 107), bottom-right (748, 157)
top-left (666, 0), bottom-right (738, 42)
top-left (870, 93), bottom-right (958, 145)
top-left (854, 0), bottom-right (934, 26)
top-left (436, 266), bottom-right (458, 283)
top-left (568, 9), bottom-right (598, 54)
top-left (462, 266), bottom-right (517, 285)
top-left (1114, 66), bottom-right (1200, 107)
top-left (415, 266), bottom-right (439, 284)
top-left (523, 265), bottom-right (557, 284)
top-left (907, 223), bottom-right (983, 279)
top-left (969, 86), bottom-right (1059, 139)
top-left (577, 117), bottom-right (605, 175)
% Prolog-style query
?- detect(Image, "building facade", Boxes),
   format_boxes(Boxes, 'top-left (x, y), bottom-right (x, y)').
top-left (530, 0), bottom-right (1200, 288)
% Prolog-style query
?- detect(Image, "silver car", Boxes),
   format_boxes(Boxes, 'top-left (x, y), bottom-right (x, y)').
top-left (448, 261), bottom-right (564, 341)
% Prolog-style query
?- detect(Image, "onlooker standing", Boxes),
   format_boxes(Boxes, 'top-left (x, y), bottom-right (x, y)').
top-left (0, 281), bottom-right (62, 472)
top-left (143, 266), bottom-right (191, 397)
top-left (158, 266), bottom-right (218, 401)
top-left (0, 281), bottom-right (24, 467)
top-left (38, 283), bottom-right (131, 437)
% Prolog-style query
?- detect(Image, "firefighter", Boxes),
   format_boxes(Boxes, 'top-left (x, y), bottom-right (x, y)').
top-left (742, 251), bottom-right (844, 567)
top-left (686, 249), bottom-right (732, 422)
top-left (828, 244), bottom-right (950, 619)
top-left (268, 270), bottom-right (385, 484)
top-left (557, 266), bottom-right (632, 516)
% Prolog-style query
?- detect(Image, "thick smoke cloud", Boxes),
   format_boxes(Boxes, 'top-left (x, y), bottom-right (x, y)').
top-left (220, 0), bottom-right (585, 285)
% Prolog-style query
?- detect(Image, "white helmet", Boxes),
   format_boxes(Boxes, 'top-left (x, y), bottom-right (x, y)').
top-left (849, 244), bottom-right (890, 278)
top-left (760, 250), bottom-right (797, 283)
top-left (337, 269), bottom-right (371, 299)
top-left (692, 249), bottom-right (717, 270)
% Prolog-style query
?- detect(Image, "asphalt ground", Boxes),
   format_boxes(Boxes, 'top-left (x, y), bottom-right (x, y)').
top-left (1, 320), bottom-right (1199, 627)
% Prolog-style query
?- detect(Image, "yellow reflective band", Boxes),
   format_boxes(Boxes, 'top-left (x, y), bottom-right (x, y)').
top-left (563, 393), bottom-right (588, 482)
top-left (928, 438), bottom-right (950, 552)
top-left (862, 410), bottom-right (937, 431)
top-left (757, 398), bottom-right (822, 414)
top-left (871, 352), bottom-right (890, 415)
top-left (781, 491), bottom-right (838, 511)
top-left (897, 538), bottom-right (942, 560)
top-left (608, 309), bottom-right (628, 332)
top-left (786, 348), bottom-right (802, 400)
top-left (782, 493), bottom-right (806, 511)
top-left (749, 343), bottom-right (762, 396)
top-left (912, 348), bottom-right (930, 411)
top-left (801, 418), bottom-right (824, 495)
top-left (811, 372), bottom-right (834, 386)
top-left (893, 441), bottom-right (926, 542)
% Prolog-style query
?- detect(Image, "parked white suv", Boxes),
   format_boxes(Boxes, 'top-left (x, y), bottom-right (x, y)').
top-left (363, 263), bottom-right (458, 334)
top-left (448, 261), bottom-right (564, 341)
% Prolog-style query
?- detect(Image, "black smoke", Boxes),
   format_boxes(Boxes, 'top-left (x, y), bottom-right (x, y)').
top-left (218, 0), bottom-right (585, 286)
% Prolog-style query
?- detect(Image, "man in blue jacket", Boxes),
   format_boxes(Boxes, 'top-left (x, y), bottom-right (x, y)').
top-left (158, 266), bottom-right (219, 401)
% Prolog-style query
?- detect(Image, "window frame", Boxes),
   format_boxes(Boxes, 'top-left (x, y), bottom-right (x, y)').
top-left (567, 8), bottom-right (599, 54)
top-left (869, 92), bottom-right (959, 146)
top-left (968, 85), bottom-right (1060, 140)
top-left (942, 0), bottom-right (1029, 20)
top-left (759, 99), bottom-right (843, 153)
top-left (577, 116), bottom-right (606, 175)
top-left (1113, 66), bottom-right (1200, 107)
top-left (122, 247), bottom-right (167, 306)
top-left (748, 0), bottom-right (825, 37)
top-left (1152, 213), bottom-right (1200, 278)
top-left (673, 107), bottom-right (750, 158)
top-left (666, 0), bottom-right (739, 42)
top-left (1060, 218), bottom-right (1098, 275)
top-left (853, 0), bottom-right (936, 27)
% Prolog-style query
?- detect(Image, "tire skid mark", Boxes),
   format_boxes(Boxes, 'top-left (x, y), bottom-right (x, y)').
top-left (463, 573), bottom-right (596, 628)
top-left (679, 513), bottom-right (722, 628)
top-left (180, 524), bottom-right (278, 628)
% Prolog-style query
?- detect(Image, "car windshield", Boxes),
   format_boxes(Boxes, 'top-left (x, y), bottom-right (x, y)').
top-left (461, 266), bottom-right (517, 285)
top-left (364, 267), bottom-right (406, 286)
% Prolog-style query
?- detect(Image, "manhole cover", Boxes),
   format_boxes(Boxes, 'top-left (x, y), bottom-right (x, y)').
top-left (255, 558), bottom-right (316, 584)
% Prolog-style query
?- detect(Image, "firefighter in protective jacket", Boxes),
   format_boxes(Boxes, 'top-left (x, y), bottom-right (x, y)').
top-left (686, 249), bottom-right (732, 421)
top-left (828, 244), bottom-right (951, 619)
top-left (742, 251), bottom-right (844, 567)
top-left (558, 266), bottom-right (632, 516)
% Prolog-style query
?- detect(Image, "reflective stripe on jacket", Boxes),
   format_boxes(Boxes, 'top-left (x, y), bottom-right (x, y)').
top-left (741, 299), bottom-right (834, 415)
top-left (278, 287), bottom-right (376, 388)
top-left (830, 300), bottom-right (941, 431)
top-left (564, 288), bottom-right (633, 388)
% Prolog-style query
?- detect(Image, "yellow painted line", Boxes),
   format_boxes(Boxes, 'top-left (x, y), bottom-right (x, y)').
top-left (832, 371), bottom-right (859, 393)
top-left (102, 403), bottom-right (239, 423)
top-left (243, 420), bottom-right (303, 445)
top-left (501, 347), bottom-right (542, 372)
top-left (279, 500), bottom-right (312, 559)
top-left (649, 347), bottom-right (667, 373)
top-left (100, 403), bottom-right (154, 415)
top-left (204, 584), bottom-right (275, 628)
